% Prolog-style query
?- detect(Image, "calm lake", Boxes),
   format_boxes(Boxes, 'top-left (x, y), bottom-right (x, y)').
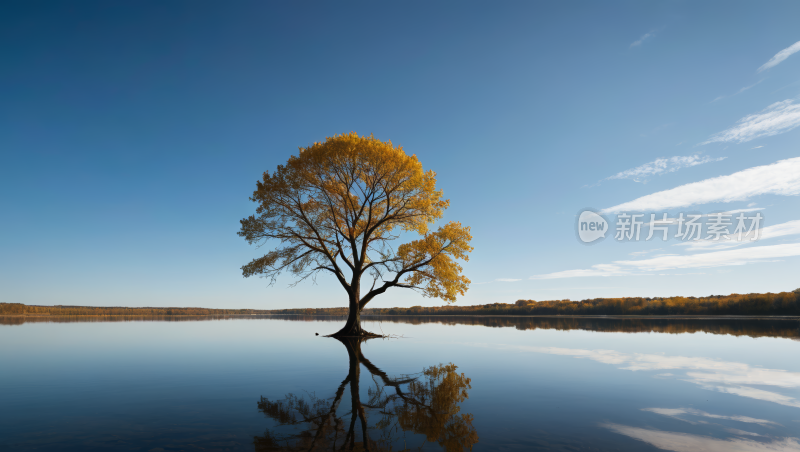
top-left (1, 315), bottom-right (799, 451)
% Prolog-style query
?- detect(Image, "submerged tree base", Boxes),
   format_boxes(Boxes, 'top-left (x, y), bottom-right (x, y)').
top-left (327, 328), bottom-right (384, 338)
top-left (328, 310), bottom-right (385, 338)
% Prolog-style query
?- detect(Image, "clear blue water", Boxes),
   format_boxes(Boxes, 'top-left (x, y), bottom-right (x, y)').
top-left (1, 315), bottom-right (799, 451)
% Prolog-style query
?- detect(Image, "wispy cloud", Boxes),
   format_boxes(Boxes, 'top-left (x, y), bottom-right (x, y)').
top-left (629, 249), bottom-right (662, 256)
top-left (774, 79), bottom-right (800, 94)
top-left (758, 40), bottom-right (800, 72)
top-left (703, 99), bottom-right (800, 144)
top-left (614, 242), bottom-right (800, 272)
top-left (530, 242), bottom-right (800, 279)
top-left (473, 278), bottom-right (521, 285)
top-left (755, 218), bottom-right (800, 240)
top-left (602, 157), bottom-right (800, 213)
top-left (630, 30), bottom-right (656, 48)
top-left (706, 207), bottom-right (765, 216)
top-left (540, 286), bottom-right (620, 290)
top-left (530, 264), bottom-right (632, 280)
top-left (637, 207), bottom-right (766, 230)
top-left (676, 218), bottom-right (800, 252)
top-left (604, 155), bottom-right (726, 184)
top-left (712, 80), bottom-right (764, 103)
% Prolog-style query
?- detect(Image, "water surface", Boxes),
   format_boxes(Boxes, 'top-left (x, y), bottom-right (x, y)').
top-left (1, 315), bottom-right (799, 451)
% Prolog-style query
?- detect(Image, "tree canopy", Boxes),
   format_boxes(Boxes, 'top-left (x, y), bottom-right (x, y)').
top-left (239, 133), bottom-right (473, 336)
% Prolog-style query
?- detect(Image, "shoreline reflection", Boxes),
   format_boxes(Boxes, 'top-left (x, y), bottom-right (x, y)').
top-left (3, 315), bottom-right (798, 340)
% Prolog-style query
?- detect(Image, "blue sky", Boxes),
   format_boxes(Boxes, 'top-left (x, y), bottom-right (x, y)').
top-left (2, 1), bottom-right (799, 309)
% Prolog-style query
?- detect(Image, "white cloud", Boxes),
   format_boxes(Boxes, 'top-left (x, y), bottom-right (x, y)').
top-left (759, 219), bottom-right (800, 240)
top-left (529, 264), bottom-right (632, 280)
top-left (629, 249), bottom-right (662, 256)
top-left (775, 79), bottom-right (800, 94)
top-left (602, 157), bottom-right (800, 213)
top-left (676, 218), bottom-right (800, 252)
top-left (606, 155), bottom-right (726, 183)
top-left (752, 146), bottom-right (764, 149)
top-left (603, 424), bottom-right (800, 452)
top-left (712, 80), bottom-right (764, 103)
top-left (703, 99), bottom-right (800, 144)
top-left (758, 40), bottom-right (800, 72)
top-left (708, 208), bottom-right (765, 216)
top-left (534, 214), bottom-right (800, 277)
top-left (630, 31), bottom-right (655, 48)
top-left (473, 278), bottom-right (521, 285)
top-left (614, 242), bottom-right (800, 271)
top-left (540, 286), bottom-right (620, 290)
top-left (673, 241), bottom-right (748, 252)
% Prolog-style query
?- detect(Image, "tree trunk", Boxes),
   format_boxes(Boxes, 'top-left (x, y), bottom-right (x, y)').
top-left (330, 286), bottom-right (380, 337)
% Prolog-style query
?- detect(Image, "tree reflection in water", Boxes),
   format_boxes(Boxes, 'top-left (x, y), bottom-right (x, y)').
top-left (254, 337), bottom-right (477, 452)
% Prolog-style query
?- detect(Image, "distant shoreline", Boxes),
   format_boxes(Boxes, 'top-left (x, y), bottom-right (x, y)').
top-left (246, 313), bottom-right (800, 320)
top-left (2, 313), bottom-right (799, 320)
top-left (4, 291), bottom-right (799, 318)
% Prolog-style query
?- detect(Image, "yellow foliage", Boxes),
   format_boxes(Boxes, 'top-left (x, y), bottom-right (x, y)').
top-left (239, 132), bottom-right (473, 311)
top-left (398, 222), bottom-right (473, 302)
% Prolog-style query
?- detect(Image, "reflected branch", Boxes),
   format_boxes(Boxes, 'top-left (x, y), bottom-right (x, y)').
top-left (254, 337), bottom-right (477, 452)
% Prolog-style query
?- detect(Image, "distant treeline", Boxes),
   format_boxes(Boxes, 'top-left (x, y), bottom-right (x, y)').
top-left (3, 290), bottom-right (799, 318)
top-left (0, 304), bottom-right (272, 317)
top-left (270, 290), bottom-right (800, 317)
top-left (0, 315), bottom-right (281, 325)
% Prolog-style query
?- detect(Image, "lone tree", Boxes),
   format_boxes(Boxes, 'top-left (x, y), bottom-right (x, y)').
top-left (239, 133), bottom-right (473, 337)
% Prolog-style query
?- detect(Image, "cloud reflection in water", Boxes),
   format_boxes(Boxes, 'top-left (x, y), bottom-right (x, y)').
top-left (471, 343), bottom-right (800, 408)
top-left (603, 423), bottom-right (800, 452)
top-left (468, 342), bottom-right (800, 450)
